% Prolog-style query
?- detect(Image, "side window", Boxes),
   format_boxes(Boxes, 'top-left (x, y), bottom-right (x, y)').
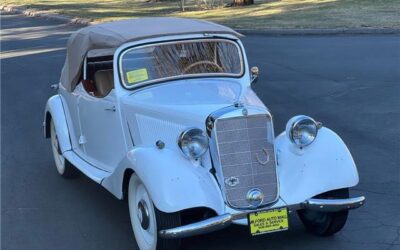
top-left (82, 56), bottom-right (114, 98)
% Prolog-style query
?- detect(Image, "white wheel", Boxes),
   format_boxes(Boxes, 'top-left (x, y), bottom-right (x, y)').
top-left (128, 174), bottom-right (181, 250)
top-left (129, 174), bottom-right (157, 250)
top-left (50, 119), bottom-right (78, 178)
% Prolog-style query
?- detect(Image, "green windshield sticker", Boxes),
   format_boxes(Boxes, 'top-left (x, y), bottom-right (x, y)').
top-left (126, 68), bottom-right (148, 84)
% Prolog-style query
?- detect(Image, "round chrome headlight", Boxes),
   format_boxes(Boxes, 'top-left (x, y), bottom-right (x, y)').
top-left (178, 128), bottom-right (209, 159)
top-left (286, 115), bottom-right (319, 147)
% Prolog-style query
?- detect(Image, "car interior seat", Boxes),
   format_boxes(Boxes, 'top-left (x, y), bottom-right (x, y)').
top-left (94, 69), bottom-right (114, 97)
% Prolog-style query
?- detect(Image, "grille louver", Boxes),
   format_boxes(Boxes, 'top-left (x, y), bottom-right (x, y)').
top-left (214, 114), bottom-right (278, 208)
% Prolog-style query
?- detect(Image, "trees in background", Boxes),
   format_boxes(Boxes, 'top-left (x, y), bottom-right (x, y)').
top-left (180, 0), bottom-right (186, 11)
top-left (233, 0), bottom-right (254, 6)
top-left (178, 0), bottom-right (254, 11)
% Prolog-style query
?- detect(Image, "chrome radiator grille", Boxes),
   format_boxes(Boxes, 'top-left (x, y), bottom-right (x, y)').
top-left (214, 114), bottom-right (278, 208)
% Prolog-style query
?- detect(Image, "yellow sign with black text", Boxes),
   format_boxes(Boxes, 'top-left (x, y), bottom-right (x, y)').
top-left (126, 68), bottom-right (149, 84)
top-left (248, 208), bottom-right (289, 235)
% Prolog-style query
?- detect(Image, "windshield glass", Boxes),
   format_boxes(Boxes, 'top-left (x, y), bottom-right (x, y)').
top-left (119, 39), bottom-right (243, 88)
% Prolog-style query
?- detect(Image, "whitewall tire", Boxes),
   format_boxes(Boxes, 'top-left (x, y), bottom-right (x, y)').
top-left (128, 174), bottom-right (181, 250)
top-left (50, 119), bottom-right (78, 178)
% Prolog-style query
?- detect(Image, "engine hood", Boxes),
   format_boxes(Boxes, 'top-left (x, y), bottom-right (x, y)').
top-left (122, 79), bottom-right (239, 122)
top-left (121, 78), bottom-right (266, 147)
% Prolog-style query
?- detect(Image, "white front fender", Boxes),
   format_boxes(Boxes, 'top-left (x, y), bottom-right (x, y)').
top-left (276, 127), bottom-right (359, 205)
top-left (44, 95), bottom-right (71, 153)
top-left (101, 147), bottom-right (225, 214)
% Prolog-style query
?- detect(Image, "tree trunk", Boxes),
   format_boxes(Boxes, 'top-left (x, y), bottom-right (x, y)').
top-left (233, 0), bottom-right (254, 6)
top-left (180, 0), bottom-right (185, 11)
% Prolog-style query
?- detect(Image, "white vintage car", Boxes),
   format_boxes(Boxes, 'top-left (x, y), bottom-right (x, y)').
top-left (44, 18), bottom-right (365, 250)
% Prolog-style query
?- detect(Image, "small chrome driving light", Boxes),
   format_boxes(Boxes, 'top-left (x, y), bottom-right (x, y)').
top-left (178, 128), bottom-right (209, 159)
top-left (286, 115), bottom-right (320, 147)
top-left (250, 66), bottom-right (259, 85)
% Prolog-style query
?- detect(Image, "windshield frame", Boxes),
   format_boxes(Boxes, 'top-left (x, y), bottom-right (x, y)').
top-left (118, 38), bottom-right (245, 90)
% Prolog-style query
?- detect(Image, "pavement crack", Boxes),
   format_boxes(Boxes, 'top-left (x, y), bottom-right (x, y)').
top-left (389, 227), bottom-right (400, 249)
top-left (339, 233), bottom-right (400, 247)
top-left (268, 60), bottom-right (341, 83)
top-left (352, 187), bottom-right (399, 197)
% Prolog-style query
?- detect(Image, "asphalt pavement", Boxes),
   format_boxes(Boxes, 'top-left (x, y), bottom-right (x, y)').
top-left (1, 13), bottom-right (400, 250)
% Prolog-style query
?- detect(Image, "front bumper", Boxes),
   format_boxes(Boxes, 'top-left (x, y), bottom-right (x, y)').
top-left (159, 196), bottom-right (365, 239)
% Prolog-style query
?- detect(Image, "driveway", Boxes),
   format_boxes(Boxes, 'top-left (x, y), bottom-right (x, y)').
top-left (1, 13), bottom-right (399, 250)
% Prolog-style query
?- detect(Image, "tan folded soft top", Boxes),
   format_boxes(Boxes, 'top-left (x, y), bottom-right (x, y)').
top-left (60, 17), bottom-right (242, 92)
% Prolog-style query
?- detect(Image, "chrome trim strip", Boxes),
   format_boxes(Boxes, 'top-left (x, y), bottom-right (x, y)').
top-left (159, 214), bottom-right (233, 239)
top-left (206, 105), bottom-right (238, 137)
top-left (301, 196), bottom-right (366, 212)
top-left (159, 196), bottom-right (365, 239)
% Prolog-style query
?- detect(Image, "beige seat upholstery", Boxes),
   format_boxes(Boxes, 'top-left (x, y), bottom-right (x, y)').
top-left (94, 70), bottom-right (114, 97)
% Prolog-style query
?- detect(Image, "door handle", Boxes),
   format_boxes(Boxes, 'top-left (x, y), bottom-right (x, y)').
top-left (104, 106), bottom-right (116, 112)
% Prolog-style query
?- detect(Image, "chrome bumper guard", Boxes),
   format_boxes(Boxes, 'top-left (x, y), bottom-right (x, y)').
top-left (159, 196), bottom-right (365, 239)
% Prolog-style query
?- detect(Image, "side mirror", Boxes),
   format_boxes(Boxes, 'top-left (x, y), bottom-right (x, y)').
top-left (250, 66), bottom-right (259, 85)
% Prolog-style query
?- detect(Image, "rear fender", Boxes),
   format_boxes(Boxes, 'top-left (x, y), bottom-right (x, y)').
top-left (44, 95), bottom-right (71, 153)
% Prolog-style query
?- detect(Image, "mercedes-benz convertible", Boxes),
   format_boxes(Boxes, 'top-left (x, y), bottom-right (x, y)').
top-left (44, 17), bottom-right (365, 250)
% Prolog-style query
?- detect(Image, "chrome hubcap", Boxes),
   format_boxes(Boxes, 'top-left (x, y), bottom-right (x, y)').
top-left (137, 200), bottom-right (150, 230)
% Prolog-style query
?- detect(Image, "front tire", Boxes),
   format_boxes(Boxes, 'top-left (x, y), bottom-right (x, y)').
top-left (298, 188), bottom-right (349, 236)
top-left (50, 119), bottom-right (78, 178)
top-left (128, 174), bottom-right (181, 250)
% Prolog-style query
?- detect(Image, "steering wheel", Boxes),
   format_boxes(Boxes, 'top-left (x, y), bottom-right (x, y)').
top-left (183, 60), bottom-right (223, 74)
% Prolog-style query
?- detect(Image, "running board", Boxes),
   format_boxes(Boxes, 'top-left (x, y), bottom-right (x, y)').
top-left (63, 151), bottom-right (110, 183)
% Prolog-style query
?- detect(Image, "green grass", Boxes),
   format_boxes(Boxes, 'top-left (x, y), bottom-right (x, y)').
top-left (2, 0), bottom-right (400, 29)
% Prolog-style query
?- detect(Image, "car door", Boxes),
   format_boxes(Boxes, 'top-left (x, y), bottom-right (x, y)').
top-left (60, 85), bottom-right (83, 154)
top-left (78, 89), bottom-right (127, 172)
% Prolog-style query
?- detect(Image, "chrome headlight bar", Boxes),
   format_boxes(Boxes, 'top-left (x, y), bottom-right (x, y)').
top-left (178, 128), bottom-right (209, 159)
top-left (286, 115), bottom-right (322, 147)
